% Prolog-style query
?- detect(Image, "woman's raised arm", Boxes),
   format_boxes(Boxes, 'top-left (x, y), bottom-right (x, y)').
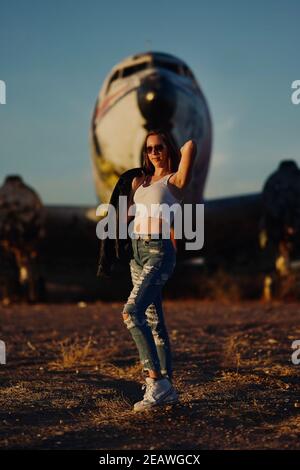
top-left (172, 139), bottom-right (197, 189)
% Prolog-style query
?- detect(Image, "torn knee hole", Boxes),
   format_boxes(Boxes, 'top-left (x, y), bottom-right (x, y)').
top-left (122, 312), bottom-right (130, 320)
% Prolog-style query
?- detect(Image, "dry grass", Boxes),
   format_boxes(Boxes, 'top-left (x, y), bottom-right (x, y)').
top-left (91, 397), bottom-right (133, 423)
top-left (1, 300), bottom-right (300, 450)
top-left (223, 334), bottom-right (244, 372)
top-left (48, 336), bottom-right (93, 369)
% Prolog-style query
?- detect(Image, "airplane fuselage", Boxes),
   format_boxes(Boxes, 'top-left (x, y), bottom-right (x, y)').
top-left (90, 51), bottom-right (212, 205)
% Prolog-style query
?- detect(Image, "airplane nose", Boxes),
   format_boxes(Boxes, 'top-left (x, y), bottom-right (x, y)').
top-left (137, 73), bottom-right (176, 129)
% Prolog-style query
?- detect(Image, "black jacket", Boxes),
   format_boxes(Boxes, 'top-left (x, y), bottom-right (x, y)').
top-left (96, 167), bottom-right (145, 278)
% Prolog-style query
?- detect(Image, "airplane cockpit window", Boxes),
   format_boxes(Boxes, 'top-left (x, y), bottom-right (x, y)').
top-left (106, 63), bottom-right (150, 93)
top-left (152, 59), bottom-right (182, 76)
top-left (106, 60), bottom-right (196, 94)
top-left (106, 70), bottom-right (121, 92)
top-left (151, 59), bottom-right (196, 81)
top-left (121, 62), bottom-right (149, 78)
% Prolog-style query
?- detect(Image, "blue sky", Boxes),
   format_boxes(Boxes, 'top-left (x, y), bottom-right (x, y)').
top-left (0, 0), bottom-right (299, 204)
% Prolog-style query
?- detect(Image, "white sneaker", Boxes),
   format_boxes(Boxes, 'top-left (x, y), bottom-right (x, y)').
top-left (133, 377), bottom-right (179, 412)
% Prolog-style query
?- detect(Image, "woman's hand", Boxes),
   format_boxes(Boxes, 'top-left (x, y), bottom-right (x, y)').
top-left (180, 139), bottom-right (197, 156)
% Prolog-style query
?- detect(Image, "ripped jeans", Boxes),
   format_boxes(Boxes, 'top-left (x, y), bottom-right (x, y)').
top-left (122, 236), bottom-right (176, 380)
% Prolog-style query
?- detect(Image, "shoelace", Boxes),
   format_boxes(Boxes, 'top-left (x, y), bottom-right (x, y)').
top-left (142, 381), bottom-right (156, 401)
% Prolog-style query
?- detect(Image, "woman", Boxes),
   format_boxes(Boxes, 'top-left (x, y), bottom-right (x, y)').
top-left (122, 129), bottom-right (197, 412)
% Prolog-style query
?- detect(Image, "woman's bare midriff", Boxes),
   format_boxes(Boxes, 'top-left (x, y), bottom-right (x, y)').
top-left (134, 216), bottom-right (170, 235)
top-left (132, 216), bottom-right (177, 251)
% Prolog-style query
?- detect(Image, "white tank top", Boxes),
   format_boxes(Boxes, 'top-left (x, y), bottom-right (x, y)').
top-left (132, 173), bottom-right (183, 234)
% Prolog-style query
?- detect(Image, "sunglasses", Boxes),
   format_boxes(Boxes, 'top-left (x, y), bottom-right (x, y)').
top-left (146, 144), bottom-right (165, 155)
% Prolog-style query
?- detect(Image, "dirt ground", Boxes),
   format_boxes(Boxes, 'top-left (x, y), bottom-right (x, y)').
top-left (0, 299), bottom-right (300, 450)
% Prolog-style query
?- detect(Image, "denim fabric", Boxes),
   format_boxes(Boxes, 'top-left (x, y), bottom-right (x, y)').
top-left (122, 237), bottom-right (176, 379)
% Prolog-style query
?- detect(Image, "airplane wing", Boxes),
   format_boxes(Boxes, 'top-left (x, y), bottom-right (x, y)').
top-left (38, 193), bottom-right (264, 299)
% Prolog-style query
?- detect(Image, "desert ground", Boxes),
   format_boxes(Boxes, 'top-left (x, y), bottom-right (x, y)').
top-left (0, 298), bottom-right (300, 450)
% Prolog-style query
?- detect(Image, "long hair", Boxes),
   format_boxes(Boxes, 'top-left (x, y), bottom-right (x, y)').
top-left (141, 129), bottom-right (181, 176)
